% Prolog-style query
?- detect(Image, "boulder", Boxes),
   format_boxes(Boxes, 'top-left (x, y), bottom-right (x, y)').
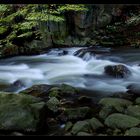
top-left (125, 105), bottom-right (140, 120)
top-left (99, 106), bottom-right (116, 120)
top-left (0, 92), bottom-right (46, 132)
top-left (88, 117), bottom-right (104, 131)
top-left (20, 84), bottom-right (52, 97)
top-left (104, 64), bottom-right (131, 78)
top-left (125, 127), bottom-right (140, 136)
top-left (77, 132), bottom-right (92, 136)
top-left (46, 97), bottom-right (60, 113)
top-left (127, 83), bottom-right (140, 95)
top-left (59, 106), bottom-right (91, 122)
top-left (105, 113), bottom-right (140, 130)
top-left (4, 80), bottom-right (25, 92)
top-left (48, 84), bottom-right (78, 98)
top-left (135, 97), bottom-right (140, 105)
top-left (65, 122), bottom-right (73, 131)
top-left (99, 97), bottom-right (132, 113)
top-left (71, 120), bottom-right (90, 135)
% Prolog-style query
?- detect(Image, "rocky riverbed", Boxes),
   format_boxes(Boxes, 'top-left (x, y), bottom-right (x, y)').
top-left (0, 84), bottom-right (140, 136)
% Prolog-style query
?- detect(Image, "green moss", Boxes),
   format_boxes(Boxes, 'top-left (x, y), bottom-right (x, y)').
top-left (63, 106), bottom-right (90, 120)
top-left (0, 26), bottom-right (8, 35)
top-left (71, 120), bottom-right (90, 135)
top-left (105, 113), bottom-right (140, 130)
top-left (46, 97), bottom-right (60, 112)
top-left (0, 92), bottom-right (45, 131)
top-left (125, 127), bottom-right (140, 136)
top-left (99, 98), bottom-right (132, 113)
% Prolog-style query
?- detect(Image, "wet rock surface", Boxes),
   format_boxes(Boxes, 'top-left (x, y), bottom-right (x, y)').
top-left (104, 64), bottom-right (131, 78)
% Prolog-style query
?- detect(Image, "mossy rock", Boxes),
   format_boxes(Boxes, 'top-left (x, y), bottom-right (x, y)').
top-left (46, 97), bottom-right (60, 113)
top-left (99, 106), bottom-right (116, 120)
top-left (99, 98), bottom-right (132, 113)
top-left (77, 132), bottom-right (92, 136)
top-left (0, 92), bottom-right (46, 132)
top-left (64, 121), bottom-right (73, 131)
top-left (49, 87), bottom-right (61, 98)
top-left (125, 105), bottom-right (140, 120)
top-left (61, 106), bottom-right (91, 121)
top-left (125, 127), bottom-right (140, 136)
top-left (60, 84), bottom-right (78, 95)
top-left (105, 113), bottom-right (140, 130)
top-left (48, 84), bottom-right (78, 98)
top-left (135, 97), bottom-right (140, 105)
top-left (88, 117), bottom-right (104, 131)
top-left (20, 84), bottom-right (52, 97)
top-left (71, 120), bottom-right (91, 135)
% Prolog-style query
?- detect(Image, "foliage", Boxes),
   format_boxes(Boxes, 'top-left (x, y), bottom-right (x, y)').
top-left (0, 4), bottom-right (87, 50)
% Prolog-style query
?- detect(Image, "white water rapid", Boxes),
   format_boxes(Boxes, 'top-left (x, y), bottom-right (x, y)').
top-left (0, 47), bottom-right (140, 94)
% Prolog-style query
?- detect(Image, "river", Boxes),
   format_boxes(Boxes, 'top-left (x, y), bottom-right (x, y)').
top-left (0, 46), bottom-right (140, 95)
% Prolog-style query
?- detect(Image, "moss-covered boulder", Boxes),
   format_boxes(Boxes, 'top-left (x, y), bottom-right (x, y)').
top-left (48, 87), bottom-right (61, 98)
top-left (48, 84), bottom-right (78, 98)
top-left (99, 106), bottom-right (116, 120)
top-left (99, 97), bottom-right (132, 113)
top-left (20, 84), bottom-right (52, 97)
top-left (0, 92), bottom-right (46, 132)
top-left (71, 120), bottom-right (91, 135)
top-left (77, 132), bottom-right (92, 136)
top-left (125, 127), bottom-right (140, 136)
top-left (59, 106), bottom-right (91, 122)
top-left (125, 105), bottom-right (140, 120)
top-left (88, 117), bottom-right (104, 131)
top-left (135, 97), bottom-right (140, 105)
top-left (46, 97), bottom-right (60, 113)
top-left (105, 113), bottom-right (140, 130)
top-left (64, 121), bottom-right (73, 131)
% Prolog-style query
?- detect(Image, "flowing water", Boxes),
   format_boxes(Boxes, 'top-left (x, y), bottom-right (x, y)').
top-left (0, 47), bottom-right (140, 95)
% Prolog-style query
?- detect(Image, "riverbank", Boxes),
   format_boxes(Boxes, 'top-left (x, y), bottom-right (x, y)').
top-left (0, 83), bottom-right (140, 136)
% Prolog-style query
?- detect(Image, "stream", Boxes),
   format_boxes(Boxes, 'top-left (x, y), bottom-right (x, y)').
top-left (0, 46), bottom-right (140, 95)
